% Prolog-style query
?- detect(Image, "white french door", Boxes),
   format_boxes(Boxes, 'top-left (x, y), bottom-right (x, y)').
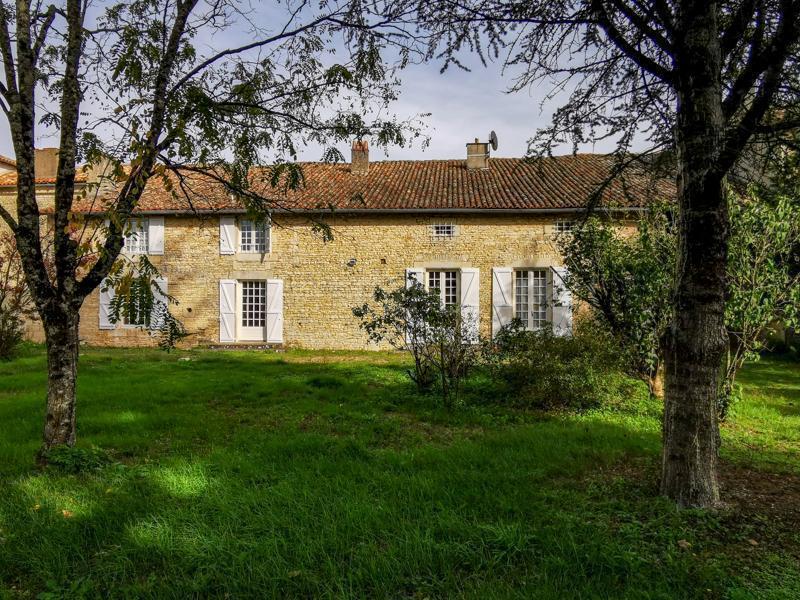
top-left (238, 280), bottom-right (267, 341)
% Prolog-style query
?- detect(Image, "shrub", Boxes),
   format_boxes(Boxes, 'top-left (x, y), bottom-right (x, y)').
top-left (42, 446), bottom-right (113, 474)
top-left (353, 277), bottom-right (480, 408)
top-left (0, 310), bottom-right (25, 360)
top-left (482, 320), bottom-right (624, 410)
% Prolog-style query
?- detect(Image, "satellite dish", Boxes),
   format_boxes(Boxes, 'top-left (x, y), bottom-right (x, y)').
top-left (489, 130), bottom-right (498, 151)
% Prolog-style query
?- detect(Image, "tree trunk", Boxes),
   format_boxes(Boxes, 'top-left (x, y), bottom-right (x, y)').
top-left (661, 0), bottom-right (726, 509)
top-left (40, 313), bottom-right (81, 458)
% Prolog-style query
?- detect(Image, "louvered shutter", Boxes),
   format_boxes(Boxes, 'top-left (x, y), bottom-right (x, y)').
top-left (148, 217), bottom-right (164, 255)
top-left (551, 267), bottom-right (573, 336)
top-left (491, 267), bottom-right (513, 337)
top-left (219, 216), bottom-right (236, 255)
top-left (460, 268), bottom-right (479, 341)
top-left (150, 277), bottom-right (168, 330)
top-left (99, 279), bottom-right (116, 330)
top-left (219, 279), bottom-right (236, 342)
top-left (266, 279), bottom-right (284, 344)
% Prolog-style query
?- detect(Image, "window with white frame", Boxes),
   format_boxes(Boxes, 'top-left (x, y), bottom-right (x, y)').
top-left (554, 220), bottom-right (575, 234)
top-left (241, 281), bottom-right (266, 327)
top-left (515, 269), bottom-right (549, 329)
top-left (123, 219), bottom-right (149, 254)
top-left (239, 219), bottom-right (269, 253)
top-left (431, 223), bottom-right (456, 240)
top-left (428, 270), bottom-right (458, 307)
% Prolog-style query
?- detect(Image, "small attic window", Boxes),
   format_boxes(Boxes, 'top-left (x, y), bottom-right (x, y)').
top-left (554, 220), bottom-right (575, 233)
top-left (431, 223), bottom-right (456, 240)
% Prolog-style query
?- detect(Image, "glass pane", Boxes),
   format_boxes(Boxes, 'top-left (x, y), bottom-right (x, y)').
top-left (444, 271), bottom-right (457, 307)
top-left (241, 281), bottom-right (266, 327)
top-left (530, 270), bottom-right (548, 329)
top-left (515, 271), bottom-right (528, 328)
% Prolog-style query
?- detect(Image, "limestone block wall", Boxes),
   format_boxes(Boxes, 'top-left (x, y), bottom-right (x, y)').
top-left (1, 197), bottom-right (637, 350)
top-left (74, 212), bottom-right (635, 350)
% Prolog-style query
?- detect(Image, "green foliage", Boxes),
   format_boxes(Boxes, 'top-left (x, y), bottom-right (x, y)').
top-left (0, 348), bottom-right (798, 597)
top-left (722, 190), bottom-right (800, 417)
top-left (482, 320), bottom-right (626, 410)
top-left (557, 205), bottom-right (675, 389)
top-left (0, 310), bottom-right (24, 361)
top-left (40, 446), bottom-right (113, 475)
top-left (104, 256), bottom-right (187, 351)
top-left (560, 189), bottom-right (800, 414)
top-left (353, 277), bottom-right (480, 408)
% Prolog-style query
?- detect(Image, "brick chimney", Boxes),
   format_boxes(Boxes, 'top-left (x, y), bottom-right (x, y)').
top-left (34, 147), bottom-right (60, 180)
top-left (351, 139), bottom-right (369, 175)
top-left (466, 138), bottom-right (489, 170)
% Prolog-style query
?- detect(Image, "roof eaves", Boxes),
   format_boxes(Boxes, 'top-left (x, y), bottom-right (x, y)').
top-left (72, 206), bottom-right (649, 216)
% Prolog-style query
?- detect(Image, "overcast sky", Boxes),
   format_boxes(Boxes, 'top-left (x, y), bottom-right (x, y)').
top-left (0, 3), bottom-right (632, 163)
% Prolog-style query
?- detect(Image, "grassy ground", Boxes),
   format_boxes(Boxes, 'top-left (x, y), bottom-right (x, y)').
top-left (0, 346), bottom-right (798, 599)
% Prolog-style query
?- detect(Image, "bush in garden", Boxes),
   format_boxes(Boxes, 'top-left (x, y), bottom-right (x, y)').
top-left (0, 310), bottom-right (25, 360)
top-left (482, 319), bottom-right (625, 410)
top-left (353, 277), bottom-right (480, 409)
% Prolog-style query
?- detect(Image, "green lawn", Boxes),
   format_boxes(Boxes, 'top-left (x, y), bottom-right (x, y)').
top-left (0, 347), bottom-right (798, 599)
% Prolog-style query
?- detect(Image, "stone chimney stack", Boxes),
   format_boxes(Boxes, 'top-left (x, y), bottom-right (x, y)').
top-left (85, 156), bottom-right (118, 198)
top-left (351, 139), bottom-right (369, 175)
top-left (34, 148), bottom-right (60, 180)
top-left (466, 138), bottom-right (489, 170)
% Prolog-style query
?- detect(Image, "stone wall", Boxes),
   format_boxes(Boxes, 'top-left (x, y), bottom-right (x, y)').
top-left (76, 212), bottom-right (631, 349)
top-left (1, 191), bottom-right (636, 350)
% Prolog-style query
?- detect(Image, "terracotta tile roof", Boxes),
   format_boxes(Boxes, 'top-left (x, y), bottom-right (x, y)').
top-left (0, 154), bottom-right (15, 168)
top-left (0, 170), bottom-right (88, 186)
top-left (24, 154), bottom-right (675, 212)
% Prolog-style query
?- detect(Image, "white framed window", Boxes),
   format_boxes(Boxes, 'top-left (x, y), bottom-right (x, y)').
top-left (515, 269), bottom-right (549, 330)
top-left (427, 270), bottom-right (459, 307)
top-left (239, 219), bottom-right (269, 253)
top-left (241, 281), bottom-right (267, 328)
top-left (123, 219), bottom-right (149, 254)
top-left (431, 223), bottom-right (456, 240)
top-left (554, 220), bottom-right (575, 234)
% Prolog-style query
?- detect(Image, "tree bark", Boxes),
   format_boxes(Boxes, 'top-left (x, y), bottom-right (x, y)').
top-left (40, 313), bottom-right (81, 457)
top-left (661, 0), bottom-right (727, 508)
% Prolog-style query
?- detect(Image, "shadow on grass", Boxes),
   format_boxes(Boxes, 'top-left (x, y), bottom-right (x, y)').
top-left (1, 418), bottom-right (685, 599)
top-left (1, 349), bottom-right (798, 597)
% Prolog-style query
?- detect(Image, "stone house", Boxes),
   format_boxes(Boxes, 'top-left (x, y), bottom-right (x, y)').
top-left (0, 142), bottom-right (671, 350)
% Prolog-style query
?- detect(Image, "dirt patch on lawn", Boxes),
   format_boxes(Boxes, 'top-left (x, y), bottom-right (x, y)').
top-left (590, 456), bottom-right (800, 527)
top-left (719, 462), bottom-right (800, 524)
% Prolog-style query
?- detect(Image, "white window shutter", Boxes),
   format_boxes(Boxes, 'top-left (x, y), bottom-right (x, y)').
top-left (405, 267), bottom-right (424, 289)
top-left (491, 267), bottom-right (513, 337)
top-left (551, 267), bottom-right (573, 336)
top-left (99, 279), bottom-right (116, 330)
top-left (150, 277), bottom-right (168, 330)
top-left (219, 279), bottom-right (236, 342)
top-left (460, 268), bottom-right (480, 341)
top-left (266, 279), bottom-right (284, 344)
top-left (148, 217), bottom-right (164, 255)
top-left (265, 218), bottom-right (272, 253)
top-left (219, 216), bottom-right (235, 255)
